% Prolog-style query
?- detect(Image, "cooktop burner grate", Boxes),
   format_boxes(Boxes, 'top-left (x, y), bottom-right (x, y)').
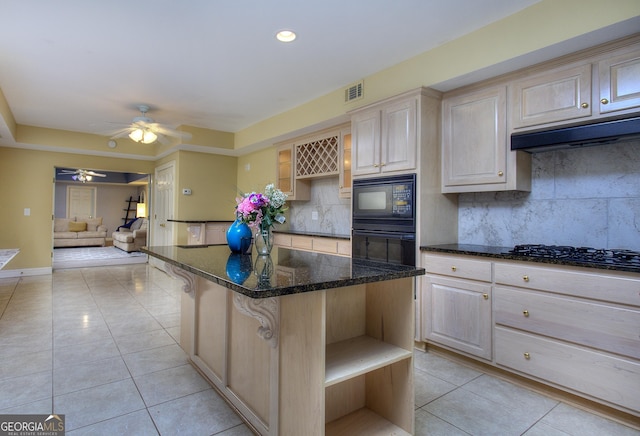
top-left (508, 244), bottom-right (640, 267)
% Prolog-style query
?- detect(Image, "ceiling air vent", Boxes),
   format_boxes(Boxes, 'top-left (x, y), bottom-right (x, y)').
top-left (344, 80), bottom-right (364, 103)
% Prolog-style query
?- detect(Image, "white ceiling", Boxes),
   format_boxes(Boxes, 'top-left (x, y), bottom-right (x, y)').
top-left (0, 0), bottom-right (544, 138)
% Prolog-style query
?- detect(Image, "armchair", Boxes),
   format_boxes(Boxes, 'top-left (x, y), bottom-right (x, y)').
top-left (112, 219), bottom-right (148, 252)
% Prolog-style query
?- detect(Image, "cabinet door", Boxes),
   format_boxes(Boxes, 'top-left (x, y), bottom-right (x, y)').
top-left (423, 275), bottom-right (492, 360)
top-left (511, 64), bottom-right (592, 129)
top-left (598, 48), bottom-right (640, 114)
top-left (276, 143), bottom-right (310, 201)
top-left (277, 144), bottom-right (294, 195)
top-left (381, 97), bottom-right (417, 173)
top-left (338, 127), bottom-right (352, 198)
top-left (351, 109), bottom-right (381, 176)
top-left (442, 86), bottom-right (508, 190)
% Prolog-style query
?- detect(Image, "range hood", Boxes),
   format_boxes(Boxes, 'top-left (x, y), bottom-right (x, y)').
top-left (511, 115), bottom-right (640, 152)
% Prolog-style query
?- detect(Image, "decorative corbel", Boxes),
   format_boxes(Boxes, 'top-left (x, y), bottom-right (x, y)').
top-left (164, 263), bottom-right (196, 298)
top-left (233, 294), bottom-right (279, 348)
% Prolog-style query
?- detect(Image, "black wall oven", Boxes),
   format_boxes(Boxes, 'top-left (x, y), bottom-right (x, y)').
top-left (351, 174), bottom-right (416, 266)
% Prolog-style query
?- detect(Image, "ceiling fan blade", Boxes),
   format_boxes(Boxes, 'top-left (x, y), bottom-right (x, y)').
top-left (110, 129), bottom-right (134, 139)
top-left (152, 124), bottom-right (192, 140)
top-left (85, 171), bottom-right (106, 177)
top-left (156, 134), bottom-right (172, 146)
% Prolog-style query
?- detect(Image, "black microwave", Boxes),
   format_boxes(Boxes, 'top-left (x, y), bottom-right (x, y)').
top-left (352, 174), bottom-right (416, 232)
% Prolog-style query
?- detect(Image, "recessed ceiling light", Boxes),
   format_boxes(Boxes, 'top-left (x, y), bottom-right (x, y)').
top-left (276, 30), bottom-right (296, 43)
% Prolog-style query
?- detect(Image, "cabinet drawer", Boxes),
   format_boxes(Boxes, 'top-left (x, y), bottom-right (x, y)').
top-left (494, 287), bottom-right (640, 359)
top-left (423, 254), bottom-right (492, 282)
top-left (337, 240), bottom-right (351, 257)
top-left (273, 233), bottom-right (292, 247)
top-left (494, 262), bottom-right (640, 307)
top-left (495, 326), bottom-right (640, 414)
top-left (312, 238), bottom-right (338, 254)
top-left (291, 235), bottom-right (313, 250)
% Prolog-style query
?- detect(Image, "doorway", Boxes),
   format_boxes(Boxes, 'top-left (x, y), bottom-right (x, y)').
top-left (53, 167), bottom-right (151, 269)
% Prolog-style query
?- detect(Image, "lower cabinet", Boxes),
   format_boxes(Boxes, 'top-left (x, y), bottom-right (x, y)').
top-left (421, 251), bottom-right (640, 417)
top-left (186, 222), bottom-right (232, 245)
top-left (493, 261), bottom-right (640, 415)
top-left (421, 253), bottom-right (492, 360)
top-left (273, 232), bottom-right (351, 257)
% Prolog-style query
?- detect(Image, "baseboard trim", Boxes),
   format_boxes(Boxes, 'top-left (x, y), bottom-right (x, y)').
top-left (0, 267), bottom-right (52, 278)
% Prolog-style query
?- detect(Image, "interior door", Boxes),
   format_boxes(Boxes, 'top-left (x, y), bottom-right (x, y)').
top-left (150, 161), bottom-right (175, 267)
top-left (67, 186), bottom-right (97, 219)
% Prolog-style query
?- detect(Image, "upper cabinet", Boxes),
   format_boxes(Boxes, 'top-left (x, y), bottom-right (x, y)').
top-left (275, 124), bottom-right (350, 201)
top-left (510, 64), bottom-right (592, 129)
top-left (276, 143), bottom-right (310, 201)
top-left (442, 85), bottom-right (531, 193)
top-left (350, 93), bottom-right (417, 177)
top-left (511, 43), bottom-right (640, 131)
top-left (598, 47), bottom-right (640, 115)
top-left (338, 127), bottom-right (352, 198)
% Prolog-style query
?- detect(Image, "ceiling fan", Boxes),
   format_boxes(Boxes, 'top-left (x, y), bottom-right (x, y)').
top-left (109, 105), bottom-right (192, 145)
top-left (58, 168), bottom-right (106, 183)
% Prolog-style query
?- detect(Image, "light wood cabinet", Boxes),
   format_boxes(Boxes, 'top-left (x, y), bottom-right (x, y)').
top-left (350, 92), bottom-right (417, 177)
top-left (510, 63), bottom-right (592, 129)
top-left (338, 127), bottom-right (352, 198)
top-left (420, 250), bottom-right (640, 417)
top-left (494, 261), bottom-right (640, 415)
top-left (276, 143), bottom-right (310, 201)
top-left (598, 47), bottom-right (640, 115)
top-left (421, 253), bottom-right (493, 360)
top-left (441, 85), bottom-right (531, 192)
top-left (511, 43), bottom-right (640, 130)
top-left (274, 232), bottom-right (351, 257)
top-left (187, 222), bottom-right (232, 245)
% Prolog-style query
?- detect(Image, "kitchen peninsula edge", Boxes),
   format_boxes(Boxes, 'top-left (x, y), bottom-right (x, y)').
top-left (143, 245), bottom-right (424, 435)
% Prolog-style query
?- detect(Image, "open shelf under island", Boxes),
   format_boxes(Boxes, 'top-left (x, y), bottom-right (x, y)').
top-left (143, 244), bottom-right (424, 435)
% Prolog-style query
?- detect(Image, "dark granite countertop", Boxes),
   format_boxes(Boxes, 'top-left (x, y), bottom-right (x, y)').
top-left (143, 245), bottom-right (424, 299)
top-left (421, 244), bottom-right (640, 274)
top-left (273, 229), bottom-right (350, 240)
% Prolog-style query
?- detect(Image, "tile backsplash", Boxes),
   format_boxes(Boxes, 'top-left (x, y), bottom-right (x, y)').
top-left (286, 177), bottom-right (351, 236)
top-left (458, 139), bottom-right (640, 250)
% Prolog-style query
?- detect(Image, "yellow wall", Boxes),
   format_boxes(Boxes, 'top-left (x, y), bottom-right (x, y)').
top-left (0, 147), bottom-right (154, 270)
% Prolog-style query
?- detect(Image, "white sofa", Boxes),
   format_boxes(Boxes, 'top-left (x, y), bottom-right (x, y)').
top-left (54, 217), bottom-right (108, 248)
top-left (112, 219), bottom-right (148, 252)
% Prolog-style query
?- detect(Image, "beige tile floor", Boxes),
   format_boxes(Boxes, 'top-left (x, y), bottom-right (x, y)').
top-left (0, 263), bottom-right (637, 435)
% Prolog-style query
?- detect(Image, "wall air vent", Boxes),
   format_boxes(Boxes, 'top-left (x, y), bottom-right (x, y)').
top-left (344, 80), bottom-right (364, 103)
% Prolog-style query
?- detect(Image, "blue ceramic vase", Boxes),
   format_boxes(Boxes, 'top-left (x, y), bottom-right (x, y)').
top-left (225, 253), bottom-right (252, 284)
top-left (226, 219), bottom-right (252, 254)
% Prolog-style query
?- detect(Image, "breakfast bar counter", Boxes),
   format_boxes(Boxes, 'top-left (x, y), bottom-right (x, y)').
top-left (143, 245), bottom-right (424, 435)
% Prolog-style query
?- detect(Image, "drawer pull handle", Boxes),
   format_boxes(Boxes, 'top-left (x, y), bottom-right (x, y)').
top-left (451, 266), bottom-right (457, 272)
top-left (523, 310), bottom-right (529, 317)
top-left (483, 293), bottom-right (489, 300)
top-left (524, 352), bottom-right (530, 360)
top-left (523, 275), bottom-right (529, 282)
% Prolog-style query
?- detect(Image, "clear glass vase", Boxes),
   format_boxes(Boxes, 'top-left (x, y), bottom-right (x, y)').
top-left (254, 224), bottom-right (273, 255)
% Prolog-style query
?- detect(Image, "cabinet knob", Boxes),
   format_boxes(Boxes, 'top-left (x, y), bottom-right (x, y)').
top-left (524, 352), bottom-right (531, 360)
top-left (451, 266), bottom-right (457, 272)
top-left (600, 98), bottom-right (609, 105)
top-left (523, 310), bottom-right (529, 317)
top-left (380, 162), bottom-right (386, 167)
top-left (523, 275), bottom-right (529, 282)
top-left (581, 102), bottom-right (589, 109)
top-left (498, 171), bottom-right (504, 177)
top-left (483, 293), bottom-right (489, 300)
top-left (373, 164), bottom-right (379, 168)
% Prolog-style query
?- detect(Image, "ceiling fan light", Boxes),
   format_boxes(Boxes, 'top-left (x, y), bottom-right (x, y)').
top-left (129, 128), bottom-right (157, 144)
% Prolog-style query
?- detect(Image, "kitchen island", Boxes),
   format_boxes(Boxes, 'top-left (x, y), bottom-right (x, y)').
top-left (143, 244), bottom-right (424, 435)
